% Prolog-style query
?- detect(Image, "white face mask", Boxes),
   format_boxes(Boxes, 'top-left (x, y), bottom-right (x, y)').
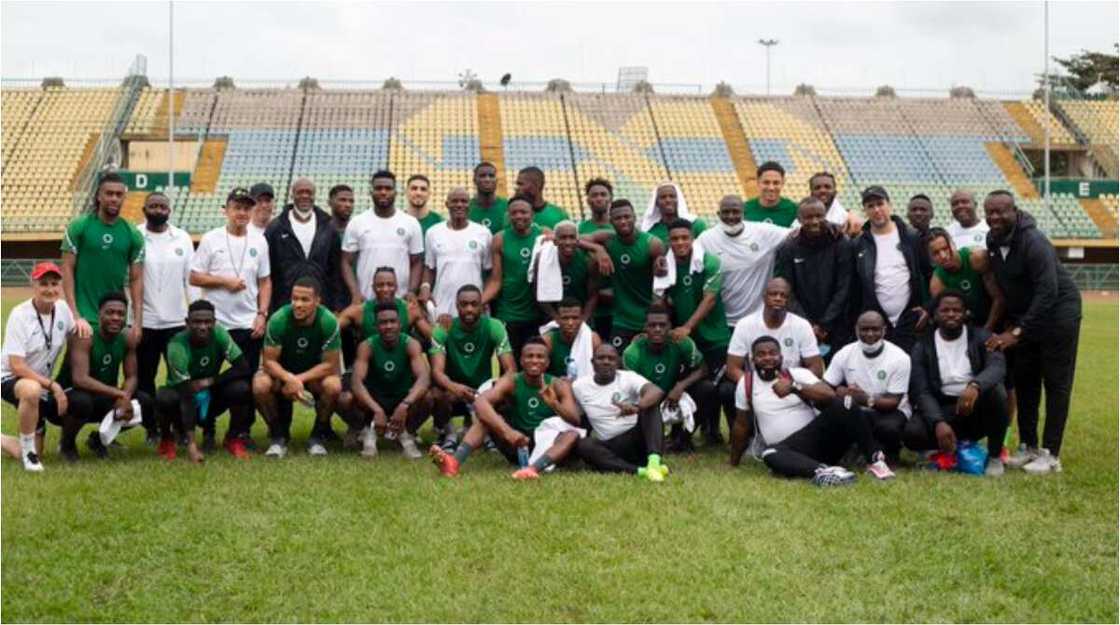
top-left (722, 221), bottom-right (745, 236)
top-left (860, 339), bottom-right (884, 355)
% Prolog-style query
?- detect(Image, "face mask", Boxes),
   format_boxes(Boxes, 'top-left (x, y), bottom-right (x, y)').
top-left (722, 221), bottom-right (745, 236)
top-left (146, 213), bottom-right (169, 227)
top-left (861, 339), bottom-right (884, 355)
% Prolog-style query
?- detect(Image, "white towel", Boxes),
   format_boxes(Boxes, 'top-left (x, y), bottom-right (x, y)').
top-left (825, 197), bottom-right (848, 226)
top-left (527, 235), bottom-right (564, 303)
top-left (529, 416), bottom-right (586, 468)
top-left (653, 240), bottom-right (707, 297)
top-left (640, 181), bottom-right (696, 232)
top-left (659, 392), bottom-right (697, 433)
top-left (538, 319), bottom-right (595, 379)
top-left (98, 399), bottom-right (144, 446)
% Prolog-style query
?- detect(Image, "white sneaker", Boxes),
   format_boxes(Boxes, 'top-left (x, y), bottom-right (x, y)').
top-left (308, 440), bottom-right (328, 457)
top-left (399, 432), bottom-right (422, 459)
top-left (1006, 444), bottom-right (1040, 469)
top-left (265, 440), bottom-right (288, 458)
top-left (360, 428), bottom-right (378, 458)
top-left (812, 465), bottom-right (855, 487)
top-left (22, 450), bottom-right (44, 472)
top-left (984, 458), bottom-right (1005, 477)
top-left (1023, 448), bottom-right (1062, 475)
top-left (866, 452), bottom-right (895, 481)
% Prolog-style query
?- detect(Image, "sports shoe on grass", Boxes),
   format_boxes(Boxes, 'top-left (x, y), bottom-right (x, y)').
top-left (984, 458), bottom-right (1005, 477)
top-left (483, 436), bottom-right (498, 453)
top-left (399, 432), bottom-right (423, 459)
top-left (512, 466), bottom-right (540, 480)
top-left (264, 439), bottom-right (288, 458)
top-left (812, 466), bottom-right (856, 487)
top-left (86, 432), bottom-right (109, 459)
top-left (59, 443), bottom-right (80, 463)
top-left (360, 428), bottom-right (378, 458)
top-left (866, 451), bottom-right (896, 480)
top-left (1023, 448), bottom-right (1062, 475)
top-left (22, 450), bottom-right (44, 472)
top-left (307, 439), bottom-right (328, 457)
top-left (1006, 444), bottom-right (1040, 469)
top-left (428, 444), bottom-right (460, 477)
top-left (157, 439), bottom-right (177, 461)
top-left (225, 437), bottom-right (250, 460)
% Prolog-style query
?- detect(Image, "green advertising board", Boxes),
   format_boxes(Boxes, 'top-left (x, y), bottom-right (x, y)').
top-left (1034, 179), bottom-right (1119, 198)
top-left (119, 171), bottom-right (191, 191)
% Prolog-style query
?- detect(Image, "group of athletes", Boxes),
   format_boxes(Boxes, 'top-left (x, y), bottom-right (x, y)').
top-left (1, 160), bottom-right (1082, 486)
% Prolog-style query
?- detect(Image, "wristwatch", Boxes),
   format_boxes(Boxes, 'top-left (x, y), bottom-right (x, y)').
top-left (791, 381), bottom-right (804, 393)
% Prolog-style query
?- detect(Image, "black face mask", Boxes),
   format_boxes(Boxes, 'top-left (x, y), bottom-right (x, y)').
top-left (146, 213), bottom-right (169, 227)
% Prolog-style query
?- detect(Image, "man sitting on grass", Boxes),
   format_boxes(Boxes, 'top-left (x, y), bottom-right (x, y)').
top-left (55, 292), bottom-right (153, 462)
top-left (155, 300), bottom-right (253, 463)
top-left (252, 277), bottom-right (342, 458)
top-left (429, 337), bottom-right (582, 479)
top-left (729, 336), bottom-right (894, 486)
top-left (343, 302), bottom-right (431, 459)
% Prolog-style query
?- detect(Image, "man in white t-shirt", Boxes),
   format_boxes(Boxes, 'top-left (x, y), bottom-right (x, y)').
top-left (189, 187), bottom-right (272, 448)
top-left (824, 311), bottom-right (911, 461)
top-left (946, 189), bottom-right (990, 250)
top-left (0, 263), bottom-right (75, 471)
top-left (728, 336), bottom-right (894, 486)
top-left (571, 344), bottom-right (669, 481)
top-left (903, 291), bottom-right (1008, 477)
top-left (852, 186), bottom-right (929, 352)
top-left (421, 187), bottom-right (492, 322)
top-left (697, 194), bottom-right (789, 327)
top-left (341, 170), bottom-right (424, 304)
top-left (727, 278), bottom-right (822, 386)
top-left (136, 191), bottom-right (193, 444)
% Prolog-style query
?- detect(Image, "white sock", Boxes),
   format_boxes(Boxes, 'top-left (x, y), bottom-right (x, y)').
top-left (19, 433), bottom-right (36, 456)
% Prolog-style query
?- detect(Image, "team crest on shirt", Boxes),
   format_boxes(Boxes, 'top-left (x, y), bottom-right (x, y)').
top-left (527, 397), bottom-right (540, 409)
top-left (750, 242), bottom-right (760, 252)
top-left (482, 218), bottom-right (492, 227)
top-left (469, 240), bottom-right (478, 250)
top-left (783, 338), bottom-right (793, 347)
top-left (200, 356), bottom-right (211, 367)
top-left (56, 321), bottom-right (64, 331)
top-left (611, 392), bottom-right (623, 403)
top-left (763, 218), bottom-right (774, 225)
top-left (384, 361), bottom-right (396, 372)
top-left (463, 342), bottom-right (476, 353)
top-left (175, 247), bottom-right (184, 256)
top-left (877, 370), bottom-right (887, 380)
top-left (682, 275), bottom-right (693, 286)
top-left (101, 233), bottom-right (114, 249)
top-left (974, 234), bottom-right (984, 242)
top-left (396, 227), bottom-right (406, 237)
top-left (654, 363), bottom-right (667, 374)
top-left (519, 247), bottom-right (532, 259)
top-left (101, 354), bottom-right (112, 365)
top-left (620, 254), bottom-right (631, 265)
top-left (297, 337), bottom-right (310, 349)
top-left (611, 336), bottom-right (623, 347)
top-left (960, 280), bottom-right (971, 290)
top-left (562, 275), bottom-right (571, 286)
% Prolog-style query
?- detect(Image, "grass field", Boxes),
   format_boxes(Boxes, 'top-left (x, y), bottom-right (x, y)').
top-left (1, 294), bottom-right (1117, 623)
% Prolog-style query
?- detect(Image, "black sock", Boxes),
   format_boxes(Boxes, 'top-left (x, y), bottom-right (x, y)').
top-left (531, 453), bottom-right (553, 472)
top-left (453, 443), bottom-right (473, 464)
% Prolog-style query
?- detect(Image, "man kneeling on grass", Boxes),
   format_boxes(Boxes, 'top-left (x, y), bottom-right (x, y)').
top-left (429, 337), bottom-right (582, 479)
top-left (571, 344), bottom-right (669, 481)
top-left (252, 277), bottom-right (343, 458)
top-left (729, 336), bottom-right (894, 486)
top-left (343, 302), bottom-right (431, 459)
top-left (156, 300), bottom-right (253, 462)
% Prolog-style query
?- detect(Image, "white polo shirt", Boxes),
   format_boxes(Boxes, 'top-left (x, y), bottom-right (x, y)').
top-left (727, 310), bottom-right (819, 369)
top-left (424, 221), bottom-right (492, 318)
top-left (1, 299), bottom-right (75, 380)
top-left (697, 222), bottom-right (789, 325)
top-left (342, 209), bottom-right (424, 300)
top-left (141, 224), bottom-right (194, 329)
top-left (191, 226), bottom-right (271, 330)
top-left (824, 341), bottom-right (912, 417)
top-left (572, 370), bottom-right (651, 441)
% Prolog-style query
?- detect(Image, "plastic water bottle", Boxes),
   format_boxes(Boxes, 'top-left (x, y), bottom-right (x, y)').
top-left (565, 356), bottom-right (578, 381)
top-left (517, 446), bottom-right (530, 468)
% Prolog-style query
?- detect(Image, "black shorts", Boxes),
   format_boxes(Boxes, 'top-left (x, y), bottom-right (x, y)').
top-left (1, 377), bottom-right (56, 433)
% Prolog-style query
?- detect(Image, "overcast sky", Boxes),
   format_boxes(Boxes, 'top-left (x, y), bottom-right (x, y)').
top-left (2, 1), bottom-right (1117, 95)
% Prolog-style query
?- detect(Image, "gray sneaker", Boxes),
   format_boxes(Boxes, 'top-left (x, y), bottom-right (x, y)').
top-left (1006, 444), bottom-right (1040, 469)
top-left (264, 439), bottom-right (288, 458)
top-left (360, 428), bottom-right (378, 458)
top-left (307, 438), bottom-right (328, 457)
top-left (399, 432), bottom-right (423, 459)
top-left (1023, 448), bottom-right (1062, 475)
top-left (984, 457), bottom-right (1005, 477)
top-left (811, 465), bottom-right (856, 487)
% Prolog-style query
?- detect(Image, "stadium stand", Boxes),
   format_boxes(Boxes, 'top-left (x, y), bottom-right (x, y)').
top-left (497, 92), bottom-right (582, 215)
top-left (648, 96), bottom-right (742, 217)
top-left (389, 91), bottom-right (478, 210)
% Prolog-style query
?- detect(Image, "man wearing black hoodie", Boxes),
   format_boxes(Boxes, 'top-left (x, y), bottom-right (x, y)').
top-left (775, 197), bottom-right (854, 358)
top-left (852, 186), bottom-right (930, 352)
top-left (265, 177), bottom-right (343, 314)
top-left (982, 190), bottom-right (1081, 475)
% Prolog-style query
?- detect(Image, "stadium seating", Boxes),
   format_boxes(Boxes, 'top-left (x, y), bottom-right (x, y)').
top-left (124, 88), bottom-right (163, 135)
top-left (1019, 99), bottom-right (1076, 144)
top-left (389, 91), bottom-right (479, 213)
top-left (648, 96), bottom-right (741, 218)
top-left (1100, 193), bottom-right (1119, 220)
top-left (498, 93), bottom-right (583, 215)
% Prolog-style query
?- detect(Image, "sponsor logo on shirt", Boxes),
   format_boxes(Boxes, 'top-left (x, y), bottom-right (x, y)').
top-left (794, 257), bottom-right (806, 264)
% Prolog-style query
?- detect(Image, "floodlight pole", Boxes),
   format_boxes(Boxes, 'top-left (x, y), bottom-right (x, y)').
top-left (1043, 0), bottom-right (1050, 212)
top-left (168, 0), bottom-right (175, 194)
top-left (758, 39), bottom-right (779, 96)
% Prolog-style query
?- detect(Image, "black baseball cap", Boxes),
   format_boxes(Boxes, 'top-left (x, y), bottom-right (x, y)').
top-left (250, 182), bottom-right (275, 200)
top-left (227, 187), bottom-right (256, 205)
top-left (861, 185), bottom-right (890, 204)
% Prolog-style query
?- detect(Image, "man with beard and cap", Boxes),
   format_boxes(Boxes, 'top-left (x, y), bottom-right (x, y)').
top-left (810, 171), bottom-right (862, 236)
top-left (852, 186), bottom-right (930, 352)
top-left (578, 178), bottom-right (616, 339)
top-left (903, 290), bottom-right (1009, 477)
top-left (823, 311), bottom-right (911, 462)
top-left (982, 190), bottom-right (1081, 475)
top-left (136, 192), bottom-right (194, 444)
top-left (641, 182), bottom-right (706, 245)
top-left (421, 188), bottom-right (492, 324)
top-left (248, 182), bottom-right (276, 237)
top-left (406, 174), bottom-right (445, 239)
top-left (515, 166), bottom-right (569, 229)
top-left (946, 189), bottom-right (990, 251)
top-left (729, 336), bottom-right (895, 485)
top-left (342, 170), bottom-right (424, 304)
top-left (468, 161), bottom-right (509, 235)
top-left (744, 161), bottom-right (799, 227)
top-left (697, 195), bottom-right (790, 327)
top-left (265, 177), bottom-right (342, 314)
top-left (61, 172), bottom-right (145, 345)
top-left (533, 220), bottom-right (601, 323)
top-left (775, 197), bottom-right (854, 358)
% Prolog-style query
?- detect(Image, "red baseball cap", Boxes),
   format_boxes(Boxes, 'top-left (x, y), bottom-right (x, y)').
top-left (30, 261), bottom-right (63, 280)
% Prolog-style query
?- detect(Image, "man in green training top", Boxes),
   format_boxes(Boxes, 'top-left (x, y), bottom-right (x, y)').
top-left (253, 276), bottom-right (343, 458)
top-left (623, 304), bottom-right (713, 452)
top-left (926, 228), bottom-right (1005, 332)
top-left (578, 178), bottom-right (616, 338)
top-left (744, 161), bottom-right (799, 227)
top-left (580, 199), bottom-right (667, 353)
top-left (468, 162), bottom-right (509, 235)
top-left (60, 172), bottom-right (145, 344)
top-left (337, 266), bottom-right (431, 364)
top-left (406, 174), bottom-right (445, 238)
top-left (483, 195), bottom-right (549, 358)
top-left (343, 302), bottom-right (431, 460)
top-left (642, 182), bottom-right (706, 244)
top-left (55, 292), bottom-right (153, 462)
top-left (541, 297), bottom-right (603, 378)
top-left (534, 221), bottom-right (601, 323)
top-left (156, 299), bottom-right (253, 463)
top-left (429, 337), bottom-right (582, 479)
top-left (428, 285), bottom-right (517, 451)
top-left (515, 166), bottom-right (568, 228)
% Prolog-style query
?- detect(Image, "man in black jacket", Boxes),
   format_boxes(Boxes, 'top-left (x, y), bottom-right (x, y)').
top-left (775, 197), bottom-right (854, 357)
top-left (265, 177), bottom-right (342, 314)
top-left (982, 190), bottom-right (1081, 475)
top-left (903, 290), bottom-right (1008, 477)
top-left (852, 186), bottom-right (930, 352)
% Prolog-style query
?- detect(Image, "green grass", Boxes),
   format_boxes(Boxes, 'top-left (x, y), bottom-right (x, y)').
top-left (2, 295), bottom-right (1117, 623)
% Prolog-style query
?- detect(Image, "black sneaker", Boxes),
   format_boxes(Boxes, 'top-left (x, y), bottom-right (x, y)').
top-left (59, 443), bottom-right (80, 463)
top-left (86, 432), bottom-right (109, 459)
top-left (201, 432), bottom-right (217, 453)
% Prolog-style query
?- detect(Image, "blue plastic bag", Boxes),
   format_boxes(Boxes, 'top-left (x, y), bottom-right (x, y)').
top-left (956, 440), bottom-right (988, 475)
top-left (194, 389), bottom-right (212, 423)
